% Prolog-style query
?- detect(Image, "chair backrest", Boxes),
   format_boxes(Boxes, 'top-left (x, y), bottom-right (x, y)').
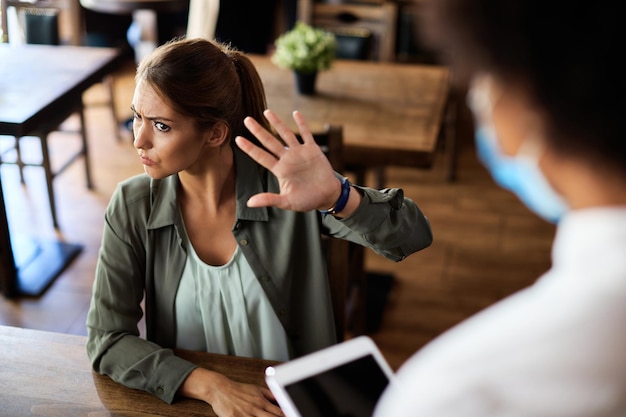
top-left (312, 124), bottom-right (344, 170)
top-left (309, 124), bottom-right (364, 342)
top-left (297, 0), bottom-right (398, 62)
top-left (2, 0), bottom-right (83, 45)
top-left (23, 7), bottom-right (61, 44)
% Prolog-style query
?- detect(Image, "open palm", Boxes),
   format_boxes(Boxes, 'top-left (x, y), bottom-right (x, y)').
top-left (235, 110), bottom-right (341, 212)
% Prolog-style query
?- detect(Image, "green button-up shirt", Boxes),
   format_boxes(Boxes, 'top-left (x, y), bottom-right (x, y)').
top-left (86, 148), bottom-right (432, 403)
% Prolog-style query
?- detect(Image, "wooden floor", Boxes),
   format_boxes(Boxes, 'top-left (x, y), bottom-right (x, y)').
top-left (0, 58), bottom-right (556, 371)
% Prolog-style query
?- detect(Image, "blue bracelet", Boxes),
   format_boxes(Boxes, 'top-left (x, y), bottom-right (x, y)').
top-left (320, 177), bottom-right (351, 215)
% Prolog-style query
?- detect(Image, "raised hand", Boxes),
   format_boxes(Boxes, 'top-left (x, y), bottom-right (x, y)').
top-left (235, 110), bottom-right (342, 212)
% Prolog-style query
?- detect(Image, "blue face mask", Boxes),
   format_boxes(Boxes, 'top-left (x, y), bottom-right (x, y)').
top-left (468, 80), bottom-right (568, 224)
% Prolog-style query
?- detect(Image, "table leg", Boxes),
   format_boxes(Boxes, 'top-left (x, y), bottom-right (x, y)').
top-left (0, 176), bottom-right (18, 298)
top-left (38, 133), bottom-right (59, 229)
top-left (104, 76), bottom-right (123, 142)
top-left (13, 137), bottom-right (26, 184)
top-left (443, 88), bottom-right (459, 182)
top-left (78, 104), bottom-right (94, 189)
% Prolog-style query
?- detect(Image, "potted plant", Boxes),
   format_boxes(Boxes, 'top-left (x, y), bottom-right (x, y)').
top-left (272, 22), bottom-right (337, 95)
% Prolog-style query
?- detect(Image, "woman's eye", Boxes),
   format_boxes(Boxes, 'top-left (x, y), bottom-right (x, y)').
top-left (154, 121), bottom-right (170, 132)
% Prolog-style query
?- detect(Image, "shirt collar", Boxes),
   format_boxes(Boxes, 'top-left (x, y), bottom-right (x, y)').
top-left (233, 145), bottom-right (269, 222)
top-left (552, 207), bottom-right (626, 271)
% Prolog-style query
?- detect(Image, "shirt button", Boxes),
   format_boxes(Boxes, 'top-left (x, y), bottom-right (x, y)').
top-left (156, 386), bottom-right (165, 396)
top-left (240, 239), bottom-right (248, 246)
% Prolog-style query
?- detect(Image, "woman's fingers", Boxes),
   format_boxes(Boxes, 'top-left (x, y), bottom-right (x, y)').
top-left (243, 116), bottom-right (287, 158)
top-left (291, 110), bottom-right (315, 145)
top-left (259, 386), bottom-right (284, 416)
top-left (235, 135), bottom-right (278, 171)
top-left (263, 109), bottom-right (301, 148)
top-left (246, 192), bottom-right (284, 209)
top-left (242, 110), bottom-right (316, 156)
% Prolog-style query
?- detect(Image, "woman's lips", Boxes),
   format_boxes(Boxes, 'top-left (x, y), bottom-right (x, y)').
top-left (139, 155), bottom-right (156, 166)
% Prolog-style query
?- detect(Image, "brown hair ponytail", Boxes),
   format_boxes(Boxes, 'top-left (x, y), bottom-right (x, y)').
top-left (135, 37), bottom-right (270, 144)
top-left (227, 49), bottom-right (272, 139)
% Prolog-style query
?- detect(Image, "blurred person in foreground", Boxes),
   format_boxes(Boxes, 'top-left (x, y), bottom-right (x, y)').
top-left (375, 1), bottom-right (626, 416)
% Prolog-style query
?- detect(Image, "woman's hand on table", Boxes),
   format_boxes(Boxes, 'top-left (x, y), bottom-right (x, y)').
top-left (235, 109), bottom-right (360, 214)
top-left (179, 368), bottom-right (283, 416)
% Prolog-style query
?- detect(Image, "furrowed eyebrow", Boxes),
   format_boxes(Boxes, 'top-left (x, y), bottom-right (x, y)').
top-left (130, 104), bottom-right (174, 122)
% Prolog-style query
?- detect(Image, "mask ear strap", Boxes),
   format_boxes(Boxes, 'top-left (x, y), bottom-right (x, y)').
top-left (515, 102), bottom-right (550, 160)
top-left (467, 75), bottom-right (501, 124)
top-left (517, 135), bottom-right (547, 163)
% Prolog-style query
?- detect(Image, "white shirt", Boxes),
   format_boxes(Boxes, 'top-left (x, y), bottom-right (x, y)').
top-left (375, 207), bottom-right (626, 417)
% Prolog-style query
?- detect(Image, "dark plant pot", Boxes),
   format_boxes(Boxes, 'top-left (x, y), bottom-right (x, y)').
top-left (294, 71), bottom-right (318, 95)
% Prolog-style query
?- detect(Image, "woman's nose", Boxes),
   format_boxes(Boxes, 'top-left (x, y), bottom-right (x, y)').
top-left (133, 120), bottom-right (149, 149)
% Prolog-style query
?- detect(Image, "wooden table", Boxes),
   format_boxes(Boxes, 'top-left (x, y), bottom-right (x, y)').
top-left (0, 44), bottom-right (122, 297)
top-left (250, 55), bottom-right (453, 184)
top-left (0, 325), bottom-right (278, 416)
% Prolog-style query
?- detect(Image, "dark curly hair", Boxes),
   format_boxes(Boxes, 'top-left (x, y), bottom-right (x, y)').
top-left (419, 0), bottom-right (625, 177)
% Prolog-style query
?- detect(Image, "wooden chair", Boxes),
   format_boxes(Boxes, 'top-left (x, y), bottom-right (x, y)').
top-left (297, 0), bottom-right (398, 62)
top-left (310, 124), bottom-right (367, 342)
top-left (297, 0), bottom-right (399, 187)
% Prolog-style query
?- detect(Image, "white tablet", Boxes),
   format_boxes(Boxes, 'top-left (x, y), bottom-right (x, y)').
top-left (265, 335), bottom-right (396, 417)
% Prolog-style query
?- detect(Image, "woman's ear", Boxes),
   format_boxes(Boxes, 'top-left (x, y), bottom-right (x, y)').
top-left (204, 121), bottom-right (230, 147)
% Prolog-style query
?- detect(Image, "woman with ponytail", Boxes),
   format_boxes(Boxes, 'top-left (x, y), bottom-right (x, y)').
top-left (86, 37), bottom-right (432, 416)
